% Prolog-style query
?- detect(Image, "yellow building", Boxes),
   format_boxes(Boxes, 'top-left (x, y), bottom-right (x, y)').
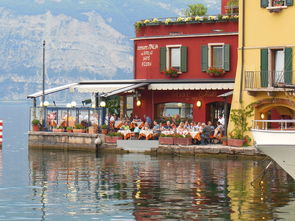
top-left (229, 0), bottom-right (295, 141)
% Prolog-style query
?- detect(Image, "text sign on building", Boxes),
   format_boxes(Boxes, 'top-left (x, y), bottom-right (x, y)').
top-left (137, 44), bottom-right (158, 67)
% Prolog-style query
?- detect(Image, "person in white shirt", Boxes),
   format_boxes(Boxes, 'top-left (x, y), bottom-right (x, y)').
top-left (218, 114), bottom-right (225, 126)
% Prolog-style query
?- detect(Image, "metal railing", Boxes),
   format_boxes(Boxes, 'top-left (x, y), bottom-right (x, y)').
top-left (252, 120), bottom-right (295, 131)
top-left (244, 71), bottom-right (291, 90)
top-left (29, 106), bottom-right (105, 131)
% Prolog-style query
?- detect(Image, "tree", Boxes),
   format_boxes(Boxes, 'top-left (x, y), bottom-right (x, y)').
top-left (183, 4), bottom-right (207, 17)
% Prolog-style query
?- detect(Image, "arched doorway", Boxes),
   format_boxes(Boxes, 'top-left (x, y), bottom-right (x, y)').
top-left (255, 98), bottom-right (295, 128)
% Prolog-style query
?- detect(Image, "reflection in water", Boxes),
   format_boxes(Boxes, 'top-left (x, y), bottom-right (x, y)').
top-left (28, 149), bottom-right (295, 220)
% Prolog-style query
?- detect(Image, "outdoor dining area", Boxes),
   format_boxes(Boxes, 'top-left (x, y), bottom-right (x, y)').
top-left (104, 115), bottom-right (225, 146)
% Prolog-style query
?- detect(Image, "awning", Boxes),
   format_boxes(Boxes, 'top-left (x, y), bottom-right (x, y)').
top-left (148, 83), bottom-right (234, 90)
top-left (217, 91), bottom-right (233, 97)
top-left (27, 83), bottom-right (78, 98)
top-left (102, 82), bottom-right (149, 97)
top-left (70, 84), bottom-right (134, 93)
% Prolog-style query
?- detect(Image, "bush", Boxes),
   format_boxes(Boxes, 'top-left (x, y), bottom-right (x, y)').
top-left (101, 124), bottom-right (108, 129)
top-left (32, 119), bottom-right (40, 126)
top-left (107, 132), bottom-right (122, 137)
top-left (66, 126), bottom-right (73, 130)
top-left (74, 124), bottom-right (85, 129)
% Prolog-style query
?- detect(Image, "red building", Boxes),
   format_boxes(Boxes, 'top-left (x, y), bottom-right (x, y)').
top-left (131, 13), bottom-right (238, 124)
top-left (27, 0), bottom-right (239, 128)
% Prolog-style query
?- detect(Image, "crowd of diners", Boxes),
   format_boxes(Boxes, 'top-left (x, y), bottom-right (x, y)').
top-left (105, 113), bottom-right (225, 145)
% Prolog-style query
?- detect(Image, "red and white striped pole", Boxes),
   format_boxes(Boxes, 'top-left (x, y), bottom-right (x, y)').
top-left (0, 120), bottom-right (2, 147)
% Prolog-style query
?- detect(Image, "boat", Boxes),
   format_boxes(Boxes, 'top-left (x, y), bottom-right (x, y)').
top-left (252, 120), bottom-right (295, 179)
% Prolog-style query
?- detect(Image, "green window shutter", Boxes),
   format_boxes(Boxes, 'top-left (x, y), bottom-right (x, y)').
top-left (180, 46), bottom-right (188, 73)
top-left (160, 47), bottom-right (167, 72)
top-left (284, 48), bottom-right (293, 84)
top-left (223, 44), bottom-right (230, 71)
top-left (286, 0), bottom-right (293, 6)
top-left (201, 45), bottom-right (208, 72)
top-left (261, 0), bottom-right (268, 8)
top-left (260, 49), bottom-right (269, 87)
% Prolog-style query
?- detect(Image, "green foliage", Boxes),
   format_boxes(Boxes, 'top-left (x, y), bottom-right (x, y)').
top-left (66, 126), bottom-right (73, 130)
top-left (101, 124), bottom-right (108, 129)
top-left (107, 132), bottom-right (122, 137)
top-left (74, 124), bottom-right (85, 129)
top-left (106, 96), bottom-right (120, 115)
top-left (160, 134), bottom-right (174, 137)
top-left (229, 104), bottom-right (254, 140)
top-left (32, 119), bottom-right (40, 126)
top-left (183, 4), bottom-right (207, 17)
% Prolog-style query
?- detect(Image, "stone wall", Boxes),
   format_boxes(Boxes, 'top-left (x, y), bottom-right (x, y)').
top-left (28, 132), bottom-right (105, 151)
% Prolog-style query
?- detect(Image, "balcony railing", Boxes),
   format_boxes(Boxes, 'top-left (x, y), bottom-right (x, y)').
top-left (244, 71), bottom-right (292, 90)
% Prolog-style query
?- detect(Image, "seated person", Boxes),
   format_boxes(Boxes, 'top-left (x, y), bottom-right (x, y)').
top-left (121, 121), bottom-right (130, 130)
top-left (200, 123), bottom-right (213, 145)
top-left (143, 122), bottom-right (150, 130)
top-left (213, 122), bottom-right (224, 138)
top-left (177, 122), bottom-right (186, 134)
top-left (152, 121), bottom-right (161, 139)
top-left (164, 121), bottom-right (173, 130)
top-left (133, 123), bottom-right (141, 138)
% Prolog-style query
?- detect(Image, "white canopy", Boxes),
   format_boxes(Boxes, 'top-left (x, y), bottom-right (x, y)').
top-left (148, 83), bottom-right (234, 90)
top-left (70, 84), bottom-right (133, 93)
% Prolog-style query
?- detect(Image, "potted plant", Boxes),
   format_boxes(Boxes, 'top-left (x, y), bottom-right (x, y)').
top-left (32, 119), bottom-right (41, 131)
top-left (66, 126), bottom-right (73, 133)
top-left (101, 124), bottom-right (108, 134)
top-left (52, 126), bottom-right (64, 132)
top-left (159, 134), bottom-right (175, 145)
top-left (174, 134), bottom-right (192, 145)
top-left (206, 67), bottom-right (225, 77)
top-left (272, 0), bottom-right (285, 6)
top-left (161, 67), bottom-right (179, 78)
top-left (228, 104), bottom-right (254, 147)
top-left (105, 132), bottom-right (123, 143)
top-left (221, 136), bottom-right (228, 146)
top-left (73, 124), bottom-right (86, 133)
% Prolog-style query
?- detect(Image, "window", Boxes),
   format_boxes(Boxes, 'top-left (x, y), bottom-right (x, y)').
top-left (160, 45), bottom-right (187, 73)
top-left (272, 49), bottom-right (284, 84)
top-left (260, 48), bottom-right (292, 87)
top-left (201, 44), bottom-right (230, 72)
top-left (261, 0), bottom-right (293, 11)
top-left (156, 102), bottom-right (193, 119)
top-left (170, 47), bottom-right (181, 71)
top-left (210, 45), bottom-right (224, 69)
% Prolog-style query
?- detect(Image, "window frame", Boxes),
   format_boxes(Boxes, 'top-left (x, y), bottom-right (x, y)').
top-left (269, 47), bottom-right (285, 85)
top-left (208, 43), bottom-right (225, 69)
top-left (166, 44), bottom-right (182, 73)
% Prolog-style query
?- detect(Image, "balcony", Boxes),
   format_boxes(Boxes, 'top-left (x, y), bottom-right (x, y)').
top-left (244, 71), bottom-right (294, 96)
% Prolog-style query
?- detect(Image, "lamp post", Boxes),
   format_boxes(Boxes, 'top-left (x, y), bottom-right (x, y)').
top-left (42, 40), bottom-right (46, 129)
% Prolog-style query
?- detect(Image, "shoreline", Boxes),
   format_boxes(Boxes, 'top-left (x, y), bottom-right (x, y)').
top-left (28, 131), bottom-right (265, 158)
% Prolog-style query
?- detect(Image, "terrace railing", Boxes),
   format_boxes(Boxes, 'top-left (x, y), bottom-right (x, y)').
top-left (244, 71), bottom-right (292, 90)
top-left (29, 106), bottom-right (105, 131)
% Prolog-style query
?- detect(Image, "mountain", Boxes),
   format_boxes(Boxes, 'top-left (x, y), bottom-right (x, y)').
top-left (0, 0), bottom-right (220, 101)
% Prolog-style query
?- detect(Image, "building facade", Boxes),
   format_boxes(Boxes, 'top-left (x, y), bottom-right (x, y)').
top-left (132, 13), bottom-right (238, 124)
top-left (229, 0), bottom-right (295, 138)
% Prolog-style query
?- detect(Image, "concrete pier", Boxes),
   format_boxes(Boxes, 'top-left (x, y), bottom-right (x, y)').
top-left (28, 132), bottom-right (264, 157)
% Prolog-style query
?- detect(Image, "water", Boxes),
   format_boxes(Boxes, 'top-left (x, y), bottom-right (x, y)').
top-left (1, 102), bottom-right (295, 220)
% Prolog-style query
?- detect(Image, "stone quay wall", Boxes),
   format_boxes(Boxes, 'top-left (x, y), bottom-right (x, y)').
top-left (28, 131), bottom-right (105, 151)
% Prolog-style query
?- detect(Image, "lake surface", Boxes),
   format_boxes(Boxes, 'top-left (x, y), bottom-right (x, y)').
top-left (0, 102), bottom-right (295, 220)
